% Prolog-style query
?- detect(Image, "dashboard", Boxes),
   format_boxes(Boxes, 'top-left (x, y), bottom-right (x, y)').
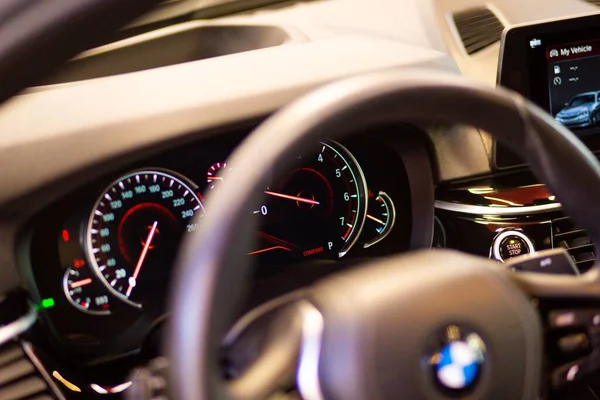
top-left (23, 125), bottom-right (423, 367)
top-left (3, 1), bottom-right (600, 398)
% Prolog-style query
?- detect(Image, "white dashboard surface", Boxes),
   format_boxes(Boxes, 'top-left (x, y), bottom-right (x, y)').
top-left (0, 0), bottom-right (596, 205)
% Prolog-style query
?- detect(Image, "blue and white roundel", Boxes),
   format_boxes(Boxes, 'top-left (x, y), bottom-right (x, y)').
top-left (434, 341), bottom-right (482, 390)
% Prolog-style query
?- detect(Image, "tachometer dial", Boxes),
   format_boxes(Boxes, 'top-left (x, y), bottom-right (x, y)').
top-left (86, 169), bottom-right (205, 307)
top-left (253, 141), bottom-right (367, 259)
top-left (63, 266), bottom-right (111, 315)
top-left (361, 191), bottom-right (396, 248)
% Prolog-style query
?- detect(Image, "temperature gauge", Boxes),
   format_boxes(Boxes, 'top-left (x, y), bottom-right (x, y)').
top-left (362, 191), bottom-right (396, 248)
top-left (63, 266), bottom-right (111, 315)
top-left (207, 162), bottom-right (229, 190)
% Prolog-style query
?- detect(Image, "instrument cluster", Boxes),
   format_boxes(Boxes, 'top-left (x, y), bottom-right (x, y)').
top-left (26, 128), bottom-right (414, 361)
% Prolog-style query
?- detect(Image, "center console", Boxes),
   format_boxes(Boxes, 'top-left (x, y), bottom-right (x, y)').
top-left (436, 14), bottom-right (600, 276)
top-left (435, 172), bottom-right (594, 275)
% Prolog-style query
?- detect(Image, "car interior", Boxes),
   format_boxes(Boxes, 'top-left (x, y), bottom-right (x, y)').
top-left (5, 0), bottom-right (600, 399)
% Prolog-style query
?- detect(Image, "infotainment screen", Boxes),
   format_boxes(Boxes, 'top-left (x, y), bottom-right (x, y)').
top-left (497, 13), bottom-right (600, 168)
top-left (546, 41), bottom-right (600, 131)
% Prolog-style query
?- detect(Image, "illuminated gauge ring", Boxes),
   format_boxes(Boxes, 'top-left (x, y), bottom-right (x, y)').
top-left (86, 169), bottom-right (204, 307)
top-left (314, 140), bottom-right (368, 257)
top-left (62, 267), bottom-right (111, 315)
top-left (206, 162), bottom-right (227, 187)
top-left (258, 140), bottom-right (368, 259)
top-left (363, 191), bottom-right (396, 249)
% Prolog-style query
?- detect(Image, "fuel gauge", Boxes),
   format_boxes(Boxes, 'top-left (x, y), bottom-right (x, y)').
top-left (59, 211), bottom-right (112, 315)
top-left (362, 191), bottom-right (396, 248)
top-left (63, 266), bottom-right (111, 315)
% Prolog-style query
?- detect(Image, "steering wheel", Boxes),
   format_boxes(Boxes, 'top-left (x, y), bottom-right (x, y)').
top-left (1, 1), bottom-right (600, 399)
top-left (166, 71), bottom-right (600, 400)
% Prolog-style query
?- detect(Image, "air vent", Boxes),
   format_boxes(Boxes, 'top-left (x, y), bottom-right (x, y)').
top-left (452, 6), bottom-right (505, 55)
top-left (583, 0), bottom-right (600, 7)
top-left (0, 342), bottom-right (55, 400)
top-left (553, 216), bottom-right (596, 273)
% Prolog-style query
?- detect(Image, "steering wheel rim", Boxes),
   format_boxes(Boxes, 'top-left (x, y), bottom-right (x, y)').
top-left (168, 69), bottom-right (600, 400)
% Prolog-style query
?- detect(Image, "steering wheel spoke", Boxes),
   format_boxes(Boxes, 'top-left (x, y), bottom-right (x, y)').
top-left (504, 253), bottom-right (600, 395)
top-left (509, 250), bottom-right (600, 300)
top-left (544, 307), bottom-right (600, 390)
top-left (222, 293), bottom-right (306, 400)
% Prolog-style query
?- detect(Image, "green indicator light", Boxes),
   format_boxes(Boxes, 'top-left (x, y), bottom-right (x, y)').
top-left (40, 298), bottom-right (55, 309)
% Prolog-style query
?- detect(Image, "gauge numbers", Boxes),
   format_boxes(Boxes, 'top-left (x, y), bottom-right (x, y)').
top-left (87, 169), bottom-right (204, 306)
top-left (253, 141), bottom-right (368, 259)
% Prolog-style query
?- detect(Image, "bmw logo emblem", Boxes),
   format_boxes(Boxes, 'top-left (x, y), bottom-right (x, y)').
top-left (429, 325), bottom-right (486, 392)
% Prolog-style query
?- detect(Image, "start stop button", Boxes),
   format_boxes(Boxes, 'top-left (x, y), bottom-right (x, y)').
top-left (492, 230), bottom-right (535, 262)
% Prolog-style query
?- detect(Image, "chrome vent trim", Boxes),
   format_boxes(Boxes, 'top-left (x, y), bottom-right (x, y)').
top-left (434, 201), bottom-right (562, 215)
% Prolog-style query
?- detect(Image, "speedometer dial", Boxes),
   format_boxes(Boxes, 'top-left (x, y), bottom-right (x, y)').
top-left (254, 141), bottom-right (367, 260)
top-left (86, 169), bottom-right (204, 306)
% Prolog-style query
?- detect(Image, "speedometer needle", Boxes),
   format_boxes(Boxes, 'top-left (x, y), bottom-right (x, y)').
top-left (264, 190), bottom-right (320, 205)
top-left (126, 221), bottom-right (158, 297)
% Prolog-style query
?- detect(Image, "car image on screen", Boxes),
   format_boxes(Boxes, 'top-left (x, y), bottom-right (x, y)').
top-left (555, 91), bottom-right (600, 128)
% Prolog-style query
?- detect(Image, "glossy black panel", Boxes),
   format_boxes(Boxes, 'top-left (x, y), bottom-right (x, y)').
top-left (436, 172), bottom-right (596, 273)
top-left (437, 172), bottom-right (556, 208)
top-left (436, 210), bottom-right (554, 258)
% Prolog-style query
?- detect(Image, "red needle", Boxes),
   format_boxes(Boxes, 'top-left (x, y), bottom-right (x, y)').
top-left (256, 231), bottom-right (298, 249)
top-left (70, 278), bottom-right (92, 289)
top-left (126, 221), bottom-right (158, 297)
top-left (264, 190), bottom-right (320, 205)
top-left (248, 246), bottom-right (292, 255)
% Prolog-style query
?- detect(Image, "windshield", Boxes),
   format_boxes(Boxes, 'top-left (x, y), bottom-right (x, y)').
top-left (569, 94), bottom-right (595, 107)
